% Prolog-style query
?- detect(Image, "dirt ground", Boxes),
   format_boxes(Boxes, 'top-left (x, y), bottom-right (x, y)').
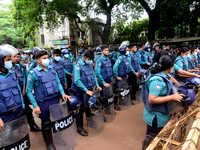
top-left (29, 102), bottom-right (146, 150)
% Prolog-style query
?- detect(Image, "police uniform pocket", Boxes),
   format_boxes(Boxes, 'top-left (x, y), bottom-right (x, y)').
top-left (3, 91), bottom-right (15, 108)
top-left (45, 82), bottom-right (54, 95)
top-left (12, 89), bottom-right (22, 104)
top-left (0, 98), bottom-right (7, 113)
top-left (87, 76), bottom-right (94, 87)
top-left (52, 81), bottom-right (59, 93)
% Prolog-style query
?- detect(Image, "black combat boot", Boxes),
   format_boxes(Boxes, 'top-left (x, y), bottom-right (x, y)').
top-left (76, 108), bottom-right (88, 136)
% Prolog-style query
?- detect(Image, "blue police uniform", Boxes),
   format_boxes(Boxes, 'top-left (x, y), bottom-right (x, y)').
top-left (69, 53), bottom-right (75, 63)
top-left (110, 51), bottom-right (119, 66)
top-left (142, 72), bottom-right (174, 147)
top-left (94, 54), bottom-right (102, 64)
top-left (190, 54), bottom-right (198, 68)
top-left (197, 53), bottom-right (200, 65)
top-left (174, 56), bottom-right (188, 82)
top-left (26, 65), bottom-right (65, 120)
top-left (0, 71), bottom-right (25, 123)
top-left (136, 49), bottom-right (150, 69)
top-left (187, 56), bottom-right (196, 70)
top-left (28, 59), bottom-right (37, 73)
top-left (71, 59), bottom-right (99, 127)
top-left (50, 59), bottom-right (67, 92)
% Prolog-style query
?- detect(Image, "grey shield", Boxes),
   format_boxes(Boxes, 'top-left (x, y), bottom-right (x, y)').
top-left (134, 89), bottom-right (142, 105)
top-left (0, 115), bottom-right (30, 149)
top-left (136, 75), bottom-right (145, 85)
top-left (167, 100), bottom-right (183, 114)
top-left (117, 77), bottom-right (131, 110)
top-left (49, 102), bottom-right (77, 150)
top-left (84, 93), bottom-right (104, 137)
top-left (103, 86), bottom-right (115, 123)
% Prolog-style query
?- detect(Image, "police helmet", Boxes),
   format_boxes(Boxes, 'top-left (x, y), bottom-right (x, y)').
top-left (78, 49), bottom-right (83, 55)
top-left (144, 41), bottom-right (151, 51)
top-left (33, 47), bottom-right (45, 55)
top-left (96, 45), bottom-right (102, 54)
top-left (119, 45), bottom-right (127, 54)
top-left (88, 97), bottom-right (102, 111)
top-left (178, 85), bottom-right (195, 106)
top-left (62, 49), bottom-right (70, 55)
top-left (189, 77), bottom-right (200, 87)
top-left (120, 41), bottom-right (130, 49)
top-left (68, 95), bottom-right (80, 112)
top-left (153, 42), bottom-right (160, 49)
top-left (0, 44), bottom-right (18, 68)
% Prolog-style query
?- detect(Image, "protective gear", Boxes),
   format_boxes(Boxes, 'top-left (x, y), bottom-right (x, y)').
top-left (78, 49), bottom-right (83, 55)
top-left (33, 47), bottom-right (45, 55)
top-left (194, 52), bottom-right (197, 56)
top-left (42, 120), bottom-right (56, 150)
top-left (118, 56), bottom-right (130, 77)
top-left (41, 59), bottom-right (50, 67)
top-left (62, 59), bottom-right (73, 73)
top-left (182, 55), bottom-right (187, 60)
top-left (129, 53), bottom-right (140, 72)
top-left (4, 61), bottom-right (12, 69)
top-left (119, 45), bottom-right (127, 55)
top-left (189, 77), bottom-right (200, 87)
top-left (0, 44), bottom-right (18, 68)
top-left (117, 77), bottom-right (131, 110)
top-left (49, 60), bottom-right (65, 82)
top-left (64, 54), bottom-right (70, 59)
top-left (120, 41), bottom-right (130, 49)
top-left (126, 51), bottom-right (130, 55)
top-left (142, 73), bottom-right (174, 115)
top-left (103, 85), bottom-right (115, 123)
top-left (68, 95), bottom-right (80, 112)
top-left (54, 56), bottom-right (61, 62)
top-left (49, 102), bottom-right (77, 150)
top-left (98, 57), bottom-right (113, 81)
top-left (62, 49), bottom-right (69, 55)
top-left (13, 65), bottom-right (23, 89)
top-left (85, 59), bottom-right (92, 65)
top-left (178, 85), bottom-right (195, 106)
top-left (84, 90), bottom-right (104, 137)
top-left (0, 115), bottom-right (30, 150)
top-left (0, 72), bottom-right (22, 114)
top-left (96, 45), bottom-right (102, 54)
top-left (71, 63), bottom-right (94, 92)
top-left (153, 42), bottom-right (159, 49)
top-left (32, 67), bottom-right (59, 102)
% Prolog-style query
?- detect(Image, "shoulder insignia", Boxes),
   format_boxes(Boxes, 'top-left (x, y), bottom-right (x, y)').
top-left (157, 78), bottom-right (162, 81)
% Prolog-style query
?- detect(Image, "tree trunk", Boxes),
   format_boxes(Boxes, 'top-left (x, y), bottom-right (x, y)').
top-left (148, 9), bottom-right (158, 41)
top-left (101, 12), bottom-right (111, 44)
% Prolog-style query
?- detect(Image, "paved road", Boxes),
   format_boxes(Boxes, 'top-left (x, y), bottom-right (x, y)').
top-left (29, 102), bottom-right (146, 150)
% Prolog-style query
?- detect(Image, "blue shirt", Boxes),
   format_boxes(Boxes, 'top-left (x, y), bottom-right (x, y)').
top-left (69, 53), bottom-right (75, 63)
top-left (95, 55), bottom-right (113, 85)
top-left (10, 64), bottom-right (26, 85)
top-left (136, 49), bottom-right (148, 65)
top-left (28, 59), bottom-right (37, 73)
top-left (62, 58), bottom-right (75, 76)
top-left (74, 59), bottom-right (99, 92)
top-left (26, 65), bottom-right (65, 108)
top-left (175, 56), bottom-right (188, 71)
top-left (143, 72), bottom-right (171, 127)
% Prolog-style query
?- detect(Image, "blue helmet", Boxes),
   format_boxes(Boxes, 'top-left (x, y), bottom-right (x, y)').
top-left (119, 45), bottom-right (127, 54)
top-left (78, 49), bottom-right (83, 55)
top-left (33, 47), bottom-right (45, 55)
top-left (88, 97), bottom-right (102, 111)
top-left (178, 85), bottom-right (195, 106)
top-left (62, 49), bottom-right (69, 55)
top-left (96, 45), bottom-right (102, 54)
top-left (0, 44), bottom-right (18, 68)
top-left (189, 77), bottom-right (200, 87)
top-left (68, 95), bottom-right (80, 112)
top-left (153, 42), bottom-right (159, 50)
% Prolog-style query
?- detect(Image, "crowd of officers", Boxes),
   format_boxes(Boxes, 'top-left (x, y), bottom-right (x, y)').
top-left (1, 42), bottom-right (200, 150)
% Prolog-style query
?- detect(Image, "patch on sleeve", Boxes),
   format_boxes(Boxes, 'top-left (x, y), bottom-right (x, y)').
top-left (99, 63), bottom-right (101, 66)
top-left (155, 84), bottom-right (161, 90)
top-left (180, 63), bottom-right (183, 66)
top-left (128, 57), bottom-right (130, 60)
top-left (28, 77), bottom-right (32, 81)
top-left (77, 67), bottom-right (80, 71)
top-left (118, 60), bottom-right (121, 63)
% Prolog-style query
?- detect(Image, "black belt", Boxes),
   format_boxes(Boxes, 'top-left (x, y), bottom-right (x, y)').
top-left (0, 107), bottom-right (20, 116)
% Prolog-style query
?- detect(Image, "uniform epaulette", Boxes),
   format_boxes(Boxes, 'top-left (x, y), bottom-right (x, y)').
top-left (157, 77), bottom-right (162, 81)
top-left (29, 70), bottom-right (34, 74)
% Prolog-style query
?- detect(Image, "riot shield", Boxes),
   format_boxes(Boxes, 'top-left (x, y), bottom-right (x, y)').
top-left (103, 85), bottom-right (115, 123)
top-left (117, 77), bottom-right (131, 110)
top-left (0, 115), bottom-right (30, 150)
top-left (49, 102), bottom-right (77, 150)
top-left (167, 101), bottom-right (183, 114)
top-left (84, 92), bottom-right (104, 137)
top-left (134, 89), bottom-right (142, 105)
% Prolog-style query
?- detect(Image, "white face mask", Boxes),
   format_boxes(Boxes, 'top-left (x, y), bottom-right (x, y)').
top-left (126, 51), bottom-right (130, 55)
top-left (41, 59), bottom-right (49, 67)
top-left (4, 61), bottom-right (12, 69)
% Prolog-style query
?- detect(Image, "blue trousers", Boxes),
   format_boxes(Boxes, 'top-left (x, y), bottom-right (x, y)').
top-left (0, 106), bottom-right (24, 123)
top-left (37, 97), bottom-right (59, 121)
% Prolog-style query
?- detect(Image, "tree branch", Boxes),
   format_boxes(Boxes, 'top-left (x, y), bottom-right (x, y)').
top-left (74, 18), bottom-right (84, 33)
top-left (138, 0), bottom-right (151, 16)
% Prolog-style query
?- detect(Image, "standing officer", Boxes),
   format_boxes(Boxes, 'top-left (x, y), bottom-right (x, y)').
top-left (113, 45), bottom-right (131, 109)
top-left (0, 45), bottom-right (25, 131)
top-left (12, 53), bottom-right (41, 131)
top-left (50, 49), bottom-right (68, 93)
top-left (71, 50), bottom-right (102, 136)
top-left (62, 49), bottom-right (74, 95)
top-left (69, 49), bottom-right (75, 63)
top-left (95, 45), bottom-right (113, 121)
top-left (26, 50), bottom-right (71, 150)
top-left (136, 42), bottom-right (152, 69)
top-left (142, 55), bottom-right (184, 150)
top-left (94, 45), bottom-right (102, 64)
top-left (128, 44), bottom-right (141, 104)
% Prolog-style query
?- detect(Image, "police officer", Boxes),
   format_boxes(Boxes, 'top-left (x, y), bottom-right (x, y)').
top-left (76, 49), bottom-right (83, 62)
top-left (50, 49), bottom-right (68, 93)
top-left (127, 44), bottom-right (142, 104)
top-left (94, 45), bottom-right (102, 63)
top-left (69, 49), bottom-right (75, 63)
top-left (26, 50), bottom-right (71, 150)
top-left (62, 49), bottom-right (74, 95)
top-left (142, 55), bottom-right (184, 150)
top-left (113, 45), bottom-right (131, 109)
top-left (0, 45), bottom-right (25, 131)
top-left (28, 47), bottom-right (44, 73)
top-left (15, 53), bottom-right (41, 131)
top-left (96, 45), bottom-right (113, 121)
top-left (71, 50), bottom-right (102, 136)
top-left (190, 47), bottom-right (199, 70)
top-left (151, 43), bottom-right (160, 62)
top-left (136, 42), bottom-right (152, 69)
